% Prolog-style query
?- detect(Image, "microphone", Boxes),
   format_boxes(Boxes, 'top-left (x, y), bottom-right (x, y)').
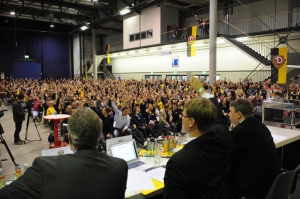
top-left (290, 75), bottom-right (300, 81)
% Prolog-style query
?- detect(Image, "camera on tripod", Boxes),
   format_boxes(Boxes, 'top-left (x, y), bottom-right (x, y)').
top-left (22, 100), bottom-right (35, 116)
top-left (0, 110), bottom-right (17, 165)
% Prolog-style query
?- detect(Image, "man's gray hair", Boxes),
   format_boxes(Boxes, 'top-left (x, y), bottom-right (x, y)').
top-left (230, 98), bottom-right (253, 118)
top-left (67, 108), bottom-right (102, 150)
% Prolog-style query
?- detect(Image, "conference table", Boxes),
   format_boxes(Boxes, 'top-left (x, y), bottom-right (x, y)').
top-left (125, 157), bottom-right (169, 199)
top-left (268, 126), bottom-right (300, 148)
top-left (268, 125), bottom-right (300, 170)
top-left (125, 126), bottom-right (300, 199)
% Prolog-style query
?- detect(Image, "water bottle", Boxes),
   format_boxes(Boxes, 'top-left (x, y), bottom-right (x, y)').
top-left (14, 164), bottom-right (22, 180)
top-left (24, 163), bottom-right (29, 173)
top-left (153, 138), bottom-right (161, 164)
top-left (0, 168), bottom-right (5, 189)
top-left (146, 138), bottom-right (152, 157)
top-left (169, 138), bottom-right (174, 157)
top-left (163, 136), bottom-right (169, 154)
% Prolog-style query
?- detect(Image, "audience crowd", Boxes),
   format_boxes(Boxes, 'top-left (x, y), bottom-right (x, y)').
top-left (0, 76), bottom-right (299, 144)
top-left (1, 76), bottom-right (298, 199)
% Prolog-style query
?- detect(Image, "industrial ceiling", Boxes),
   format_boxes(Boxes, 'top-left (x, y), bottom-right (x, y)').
top-left (0, 0), bottom-right (261, 35)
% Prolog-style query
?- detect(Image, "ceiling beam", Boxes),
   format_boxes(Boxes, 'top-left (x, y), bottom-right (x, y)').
top-left (119, 0), bottom-right (132, 7)
top-left (167, 0), bottom-right (193, 7)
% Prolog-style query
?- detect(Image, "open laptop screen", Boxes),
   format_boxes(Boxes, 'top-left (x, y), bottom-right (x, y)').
top-left (110, 140), bottom-right (138, 162)
top-left (106, 135), bottom-right (133, 155)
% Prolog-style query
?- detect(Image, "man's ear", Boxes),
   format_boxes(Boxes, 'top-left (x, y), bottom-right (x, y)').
top-left (237, 111), bottom-right (242, 119)
top-left (189, 118), bottom-right (195, 128)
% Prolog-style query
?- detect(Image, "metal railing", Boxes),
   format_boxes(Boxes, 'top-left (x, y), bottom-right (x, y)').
top-left (102, 66), bottom-right (115, 79)
top-left (219, 9), bottom-right (300, 36)
top-left (222, 20), bottom-right (273, 59)
top-left (246, 66), bottom-right (271, 83)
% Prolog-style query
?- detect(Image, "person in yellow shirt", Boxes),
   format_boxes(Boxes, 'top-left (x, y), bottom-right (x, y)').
top-left (46, 101), bottom-right (57, 130)
top-left (157, 98), bottom-right (164, 110)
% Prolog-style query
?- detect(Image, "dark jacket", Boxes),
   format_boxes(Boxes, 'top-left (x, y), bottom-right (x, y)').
top-left (163, 131), bottom-right (231, 199)
top-left (12, 100), bottom-right (25, 122)
top-left (0, 150), bottom-right (128, 199)
top-left (228, 117), bottom-right (281, 199)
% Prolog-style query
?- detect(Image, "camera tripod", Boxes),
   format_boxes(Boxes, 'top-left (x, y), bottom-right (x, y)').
top-left (24, 110), bottom-right (42, 144)
top-left (0, 134), bottom-right (17, 166)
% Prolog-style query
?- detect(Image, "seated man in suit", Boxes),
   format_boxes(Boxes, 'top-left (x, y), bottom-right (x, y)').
top-left (0, 108), bottom-right (128, 199)
top-left (228, 98), bottom-right (281, 199)
top-left (163, 97), bottom-right (231, 199)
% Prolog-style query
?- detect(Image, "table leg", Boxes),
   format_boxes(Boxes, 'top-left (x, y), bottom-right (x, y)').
top-left (49, 120), bottom-right (61, 148)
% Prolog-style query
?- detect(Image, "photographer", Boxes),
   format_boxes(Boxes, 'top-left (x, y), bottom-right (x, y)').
top-left (13, 93), bottom-right (26, 145)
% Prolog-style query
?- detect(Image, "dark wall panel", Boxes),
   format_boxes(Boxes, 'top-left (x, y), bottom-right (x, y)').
top-left (12, 61), bottom-right (42, 79)
top-left (0, 29), bottom-right (70, 79)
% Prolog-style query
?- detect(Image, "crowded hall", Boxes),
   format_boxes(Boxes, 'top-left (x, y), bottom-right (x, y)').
top-left (1, 0), bottom-right (300, 199)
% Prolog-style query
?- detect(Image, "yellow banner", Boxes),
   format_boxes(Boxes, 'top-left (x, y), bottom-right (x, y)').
top-left (106, 44), bottom-right (110, 64)
top-left (277, 47), bottom-right (287, 84)
top-left (191, 26), bottom-right (197, 57)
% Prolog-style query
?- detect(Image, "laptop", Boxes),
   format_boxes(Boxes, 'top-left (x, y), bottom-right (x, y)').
top-left (110, 140), bottom-right (154, 171)
top-left (106, 135), bottom-right (133, 155)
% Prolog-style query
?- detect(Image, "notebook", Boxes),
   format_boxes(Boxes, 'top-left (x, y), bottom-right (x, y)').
top-left (110, 140), bottom-right (154, 171)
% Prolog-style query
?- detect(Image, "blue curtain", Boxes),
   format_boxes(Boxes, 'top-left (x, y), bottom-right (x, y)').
top-left (42, 34), bottom-right (70, 79)
top-left (0, 30), bottom-right (14, 72)
top-left (12, 61), bottom-right (42, 79)
top-left (0, 29), bottom-right (70, 79)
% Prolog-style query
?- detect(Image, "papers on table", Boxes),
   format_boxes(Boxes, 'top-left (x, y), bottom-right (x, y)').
top-left (126, 167), bottom-right (166, 191)
top-left (127, 170), bottom-right (155, 191)
top-left (272, 134), bottom-right (287, 142)
top-left (146, 167), bottom-right (166, 183)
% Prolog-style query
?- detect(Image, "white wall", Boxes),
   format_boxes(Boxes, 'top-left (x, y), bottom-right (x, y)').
top-left (123, 6), bottom-right (161, 49)
top-left (110, 43), bottom-right (261, 81)
top-left (123, 13), bottom-right (140, 49)
top-left (141, 6), bottom-right (161, 46)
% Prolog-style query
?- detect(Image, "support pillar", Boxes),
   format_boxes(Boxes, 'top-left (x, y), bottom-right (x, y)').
top-left (92, 29), bottom-right (97, 80)
top-left (209, 0), bottom-right (217, 83)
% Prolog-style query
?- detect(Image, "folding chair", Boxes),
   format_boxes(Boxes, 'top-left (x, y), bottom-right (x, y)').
top-left (265, 164), bottom-right (300, 199)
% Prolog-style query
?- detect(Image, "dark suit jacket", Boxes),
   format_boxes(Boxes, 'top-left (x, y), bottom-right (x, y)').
top-left (163, 131), bottom-right (231, 199)
top-left (0, 149), bottom-right (128, 199)
top-left (228, 117), bottom-right (281, 199)
top-left (12, 101), bottom-right (25, 122)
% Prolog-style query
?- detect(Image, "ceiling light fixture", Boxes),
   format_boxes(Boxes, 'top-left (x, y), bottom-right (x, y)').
top-left (236, 37), bottom-right (249, 41)
top-left (10, 11), bottom-right (15, 15)
top-left (80, 25), bottom-right (88, 30)
top-left (119, 8), bottom-right (130, 15)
